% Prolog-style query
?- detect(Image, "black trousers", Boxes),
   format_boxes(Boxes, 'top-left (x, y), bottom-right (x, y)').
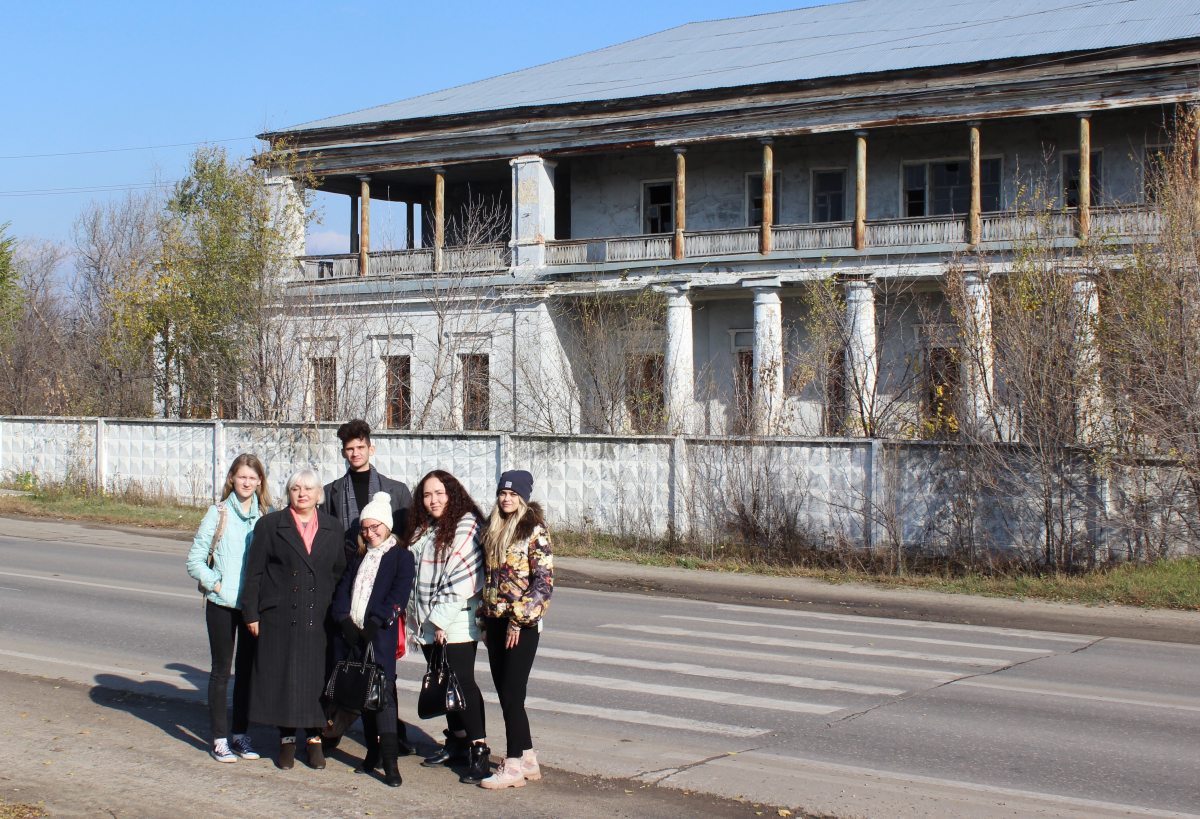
top-left (483, 617), bottom-right (540, 758)
top-left (422, 642), bottom-right (486, 742)
top-left (361, 675), bottom-right (399, 742)
top-left (205, 601), bottom-right (255, 738)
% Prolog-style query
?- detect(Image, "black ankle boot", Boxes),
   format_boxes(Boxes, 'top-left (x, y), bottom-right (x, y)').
top-left (379, 733), bottom-right (402, 788)
top-left (460, 742), bottom-right (491, 784)
top-left (356, 732), bottom-right (380, 774)
top-left (422, 730), bottom-right (468, 767)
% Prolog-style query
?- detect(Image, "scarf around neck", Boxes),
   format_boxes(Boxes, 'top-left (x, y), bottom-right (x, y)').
top-left (338, 466), bottom-right (381, 549)
top-left (350, 535), bottom-right (396, 628)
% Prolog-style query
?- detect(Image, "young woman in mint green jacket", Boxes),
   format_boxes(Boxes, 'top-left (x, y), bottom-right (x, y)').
top-left (186, 453), bottom-right (271, 763)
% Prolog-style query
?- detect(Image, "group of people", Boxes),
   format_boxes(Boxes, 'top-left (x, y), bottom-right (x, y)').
top-left (185, 419), bottom-right (554, 790)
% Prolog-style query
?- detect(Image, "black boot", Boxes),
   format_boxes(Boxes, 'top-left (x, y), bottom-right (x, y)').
top-left (460, 742), bottom-right (491, 784)
top-left (396, 719), bottom-right (415, 756)
top-left (422, 730), bottom-right (468, 767)
top-left (356, 731), bottom-right (380, 774)
top-left (277, 739), bottom-right (296, 770)
top-left (379, 733), bottom-right (402, 788)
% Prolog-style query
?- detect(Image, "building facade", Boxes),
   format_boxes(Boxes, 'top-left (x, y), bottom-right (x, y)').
top-left (264, 0), bottom-right (1198, 438)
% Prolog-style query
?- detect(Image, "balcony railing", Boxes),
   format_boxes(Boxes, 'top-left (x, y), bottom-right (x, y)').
top-left (298, 207), bottom-right (1160, 280)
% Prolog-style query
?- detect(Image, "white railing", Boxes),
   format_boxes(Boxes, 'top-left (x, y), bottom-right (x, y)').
top-left (301, 255), bottom-right (359, 279)
top-left (684, 227), bottom-right (760, 257)
top-left (606, 235), bottom-right (673, 263)
top-left (546, 241), bottom-right (589, 265)
top-left (443, 243), bottom-right (510, 272)
top-left (773, 222), bottom-right (854, 251)
top-left (866, 215), bottom-right (965, 247)
top-left (300, 244), bottom-right (508, 280)
top-left (372, 248), bottom-right (435, 275)
top-left (979, 211), bottom-right (1076, 242)
top-left (1091, 206), bottom-right (1160, 239)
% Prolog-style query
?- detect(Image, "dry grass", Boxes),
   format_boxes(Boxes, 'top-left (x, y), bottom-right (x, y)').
top-left (0, 493), bottom-right (203, 531)
top-left (0, 800), bottom-right (48, 819)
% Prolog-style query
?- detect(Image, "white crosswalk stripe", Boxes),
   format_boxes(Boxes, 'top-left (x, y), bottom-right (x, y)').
top-left (538, 647), bottom-right (906, 696)
top-left (603, 624), bottom-right (1014, 666)
top-left (664, 614), bottom-right (1056, 654)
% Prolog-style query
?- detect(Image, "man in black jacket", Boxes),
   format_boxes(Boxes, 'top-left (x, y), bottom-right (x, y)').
top-left (321, 419), bottom-right (412, 558)
top-left (320, 419), bottom-right (415, 755)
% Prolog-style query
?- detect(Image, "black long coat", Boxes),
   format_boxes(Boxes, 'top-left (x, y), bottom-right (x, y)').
top-left (240, 508), bottom-right (346, 728)
top-left (331, 545), bottom-right (416, 681)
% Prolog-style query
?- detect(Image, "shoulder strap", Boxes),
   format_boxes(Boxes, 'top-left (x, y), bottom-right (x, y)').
top-left (206, 504), bottom-right (229, 567)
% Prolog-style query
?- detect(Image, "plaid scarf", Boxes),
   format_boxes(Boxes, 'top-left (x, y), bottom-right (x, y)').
top-left (337, 467), bottom-right (381, 549)
top-left (407, 513), bottom-right (484, 636)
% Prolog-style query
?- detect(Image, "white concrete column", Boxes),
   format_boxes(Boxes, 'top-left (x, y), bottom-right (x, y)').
top-left (510, 155), bottom-right (556, 269)
top-left (844, 278), bottom-right (877, 434)
top-left (266, 175), bottom-right (306, 279)
top-left (1074, 275), bottom-right (1103, 442)
top-left (743, 278), bottom-right (784, 433)
top-left (662, 284), bottom-right (696, 434)
top-left (962, 270), bottom-right (993, 435)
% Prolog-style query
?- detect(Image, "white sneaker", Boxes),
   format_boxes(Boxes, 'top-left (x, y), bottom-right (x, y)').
top-left (480, 757), bottom-right (526, 789)
top-left (520, 749), bottom-right (541, 781)
top-left (211, 738), bottom-right (236, 763)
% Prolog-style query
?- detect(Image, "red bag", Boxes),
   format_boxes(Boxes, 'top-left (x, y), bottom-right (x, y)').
top-left (396, 617), bottom-right (407, 659)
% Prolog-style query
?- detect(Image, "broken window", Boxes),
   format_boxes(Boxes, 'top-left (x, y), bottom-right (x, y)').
top-left (746, 172), bottom-right (783, 227)
top-left (643, 182), bottom-right (674, 234)
top-left (625, 353), bottom-right (664, 433)
top-left (1063, 152), bottom-right (1102, 207)
top-left (903, 159), bottom-right (1002, 216)
top-left (384, 355), bottom-right (411, 430)
top-left (312, 358), bottom-right (337, 422)
top-left (461, 354), bottom-right (490, 431)
top-left (813, 171), bottom-right (845, 223)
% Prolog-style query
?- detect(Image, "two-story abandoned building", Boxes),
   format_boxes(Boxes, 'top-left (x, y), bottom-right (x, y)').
top-left (263, 0), bottom-right (1199, 438)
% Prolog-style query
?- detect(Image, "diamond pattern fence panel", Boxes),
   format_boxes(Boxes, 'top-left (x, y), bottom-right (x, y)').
top-left (105, 421), bottom-right (215, 505)
top-left (0, 418), bottom-right (96, 486)
top-left (370, 433), bottom-right (501, 505)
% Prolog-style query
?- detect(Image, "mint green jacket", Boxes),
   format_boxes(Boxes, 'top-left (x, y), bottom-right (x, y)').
top-left (186, 494), bottom-right (263, 609)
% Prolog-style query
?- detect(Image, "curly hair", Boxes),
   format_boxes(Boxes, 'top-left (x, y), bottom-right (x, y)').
top-left (402, 470), bottom-right (485, 557)
top-left (337, 419), bottom-right (372, 446)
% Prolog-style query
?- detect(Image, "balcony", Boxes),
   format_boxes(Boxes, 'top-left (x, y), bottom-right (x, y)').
top-left (297, 207), bottom-right (1160, 281)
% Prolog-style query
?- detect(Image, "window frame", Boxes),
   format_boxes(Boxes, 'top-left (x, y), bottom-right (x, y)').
top-left (640, 178), bottom-right (676, 235)
top-left (810, 168), bottom-right (848, 224)
top-left (1060, 149), bottom-right (1104, 208)
top-left (311, 357), bottom-right (338, 423)
top-left (899, 155), bottom-right (1006, 217)
top-left (383, 354), bottom-right (412, 430)
top-left (1143, 142), bottom-right (1171, 203)
top-left (744, 171), bottom-right (784, 227)
top-left (459, 352), bottom-right (490, 432)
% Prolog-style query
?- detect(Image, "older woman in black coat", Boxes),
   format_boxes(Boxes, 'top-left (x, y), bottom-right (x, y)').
top-left (241, 468), bottom-right (346, 770)
top-left (331, 491), bottom-right (416, 787)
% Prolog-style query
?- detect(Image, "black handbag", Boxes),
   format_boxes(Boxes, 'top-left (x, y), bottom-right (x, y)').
top-left (417, 642), bottom-right (467, 719)
top-left (325, 641), bottom-right (388, 715)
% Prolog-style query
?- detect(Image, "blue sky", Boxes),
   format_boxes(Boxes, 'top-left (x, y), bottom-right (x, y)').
top-left (1, 0), bottom-right (824, 256)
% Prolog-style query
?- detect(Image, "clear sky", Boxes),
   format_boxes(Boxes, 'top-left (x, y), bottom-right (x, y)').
top-left (1, 0), bottom-right (828, 257)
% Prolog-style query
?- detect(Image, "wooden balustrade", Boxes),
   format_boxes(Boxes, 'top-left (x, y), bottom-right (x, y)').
top-left (772, 222), bottom-right (854, 251)
top-left (684, 227), bottom-right (759, 257)
top-left (865, 216), bottom-right (965, 247)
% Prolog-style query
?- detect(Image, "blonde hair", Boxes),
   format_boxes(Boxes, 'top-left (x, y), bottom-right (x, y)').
top-left (221, 454), bottom-right (272, 511)
top-left (484, 493), bottom-right (529, 569)
top-left (285, 468), bottom-right (325, 506)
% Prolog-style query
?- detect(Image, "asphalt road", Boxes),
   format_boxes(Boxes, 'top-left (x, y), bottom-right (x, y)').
top-left (1, 524), bottom-right (1198, 819)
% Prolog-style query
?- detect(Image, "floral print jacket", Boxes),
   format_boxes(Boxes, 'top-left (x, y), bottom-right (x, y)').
top-left (479, 502), bottom-right (554, 628)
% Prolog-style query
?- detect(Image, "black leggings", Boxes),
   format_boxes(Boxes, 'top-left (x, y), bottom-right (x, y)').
top-left (361, 674), bottom-right (399, 741)
top-left (483, 617), bottom-right (540, 758)
top-left (205, 601), bottom-right (255, 739)
top-left (422, 642), bottom-right (486, 742)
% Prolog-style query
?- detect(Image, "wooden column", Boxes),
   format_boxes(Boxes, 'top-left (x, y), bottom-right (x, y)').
top-left (349, 194), bottom-right (359, 254)
top-left (406, 202), bottom-right (415, 249)
top-left (433, 168), bottom-right (446, 272)
top-left (968, 121), bottom-right (982, 246)
top-left (854, 131), bottom-right (867, 251)
top-left (358, 175), bottom-right (371, 276)
top-left (673, 148), bottom-right (687, 260)
top-left (1078, 113), bottom-right (1091, 241)
top-left (760, 138), bottom-right (774, 255)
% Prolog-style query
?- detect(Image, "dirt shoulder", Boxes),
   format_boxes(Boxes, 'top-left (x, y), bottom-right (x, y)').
top-left (0, 671), bottom-right (769, 819)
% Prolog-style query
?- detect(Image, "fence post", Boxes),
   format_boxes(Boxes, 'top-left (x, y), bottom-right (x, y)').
top-left (670, 435), bottom-right (688, 539)
top-left (212, 421), bottom-right (225, 502)
top-left (864, 438), bottom-right (881, 550)
top-left (95, 418), bottom-right (107, 492)
top-left (497, 433), bottom-right (512, 483)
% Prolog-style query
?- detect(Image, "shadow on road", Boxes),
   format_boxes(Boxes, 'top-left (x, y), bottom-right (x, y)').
top-left (89, 674), bottom-right (212, 752)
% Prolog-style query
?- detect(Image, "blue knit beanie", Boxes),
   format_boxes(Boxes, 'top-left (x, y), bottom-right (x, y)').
top-left (497, 470), bottom-right (533, 502)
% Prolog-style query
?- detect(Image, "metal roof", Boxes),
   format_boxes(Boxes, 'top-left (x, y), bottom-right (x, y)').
top-left (287, 0), bottom-right (1200, 132)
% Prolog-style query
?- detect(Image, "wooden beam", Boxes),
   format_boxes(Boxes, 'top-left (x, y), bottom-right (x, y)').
top-left (968, 121), bottom-right (982, 246)
top-left (433, 168), bottom-right (446, 272)
top-left (1078, 113), bottom-right (1091, 241)
top-left (358, 175), bottom-right (371, 276)
top-left (349, 195), bottom-right (359, 254)
top-left (854, 131), bottom-right (867, 251)
top-left (673, 148), bottom-right (686, 260)
top-left (760, 138), bottom-right (774, 255)
top-left (406, 201), bottom-right (415, 249)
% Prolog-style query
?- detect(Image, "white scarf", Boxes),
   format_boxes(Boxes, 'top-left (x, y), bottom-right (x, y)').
top-left (350, 535), bottom-right (396, 628)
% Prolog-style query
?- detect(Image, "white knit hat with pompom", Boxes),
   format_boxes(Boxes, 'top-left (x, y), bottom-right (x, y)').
top-left (358, 491), bottom-right (393, 532)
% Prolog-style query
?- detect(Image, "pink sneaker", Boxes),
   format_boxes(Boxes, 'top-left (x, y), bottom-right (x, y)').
top-left (480, 757), bottom-right (526, 789)
top-left (520, 749), bottom-right (541, 781)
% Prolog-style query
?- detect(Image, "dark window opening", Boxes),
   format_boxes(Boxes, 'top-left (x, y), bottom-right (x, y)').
top-left (1144, 145), bottom-right (1171, 203)
top-left (312, 358), bottom-right (337, 422)
top-left (626, 354), bottom-right (665, 433)
top-left (825, 346), bottom-right (846, 436)
top-left (933, 161), bottom-right (969, 215)
top-left (924, 347), bottom-right (960, 438)
top-left (735, 350), bottom-right (754, 432)
top-left (643, 183), bottom-right (674, 234)
top-left (747, 172), bottom-right (782, 227)
top-left (461, 354), bottom-right (490, 431)
top-left (385, 355), bottom-right (411, 430)
top-left (1064, 152), bottom-right (1102, 207)
top-left (554, 166), bottom-right (572, 240)
top-left (904, 165), bottom-right (927, 217)
top-left (905, 159), bottom-right (1002, 216)
top-left (813, 171), bottom-right (845, 223)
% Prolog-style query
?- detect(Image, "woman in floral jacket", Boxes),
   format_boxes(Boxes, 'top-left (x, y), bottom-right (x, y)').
top-left (476, 469), bottom-right (554, 789)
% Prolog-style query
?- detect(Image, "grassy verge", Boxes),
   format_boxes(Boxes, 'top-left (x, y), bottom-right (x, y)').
top-left (0, 493), bottom-right (203, 531)
top-left (554, 533), bottom-right (1200, 610)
